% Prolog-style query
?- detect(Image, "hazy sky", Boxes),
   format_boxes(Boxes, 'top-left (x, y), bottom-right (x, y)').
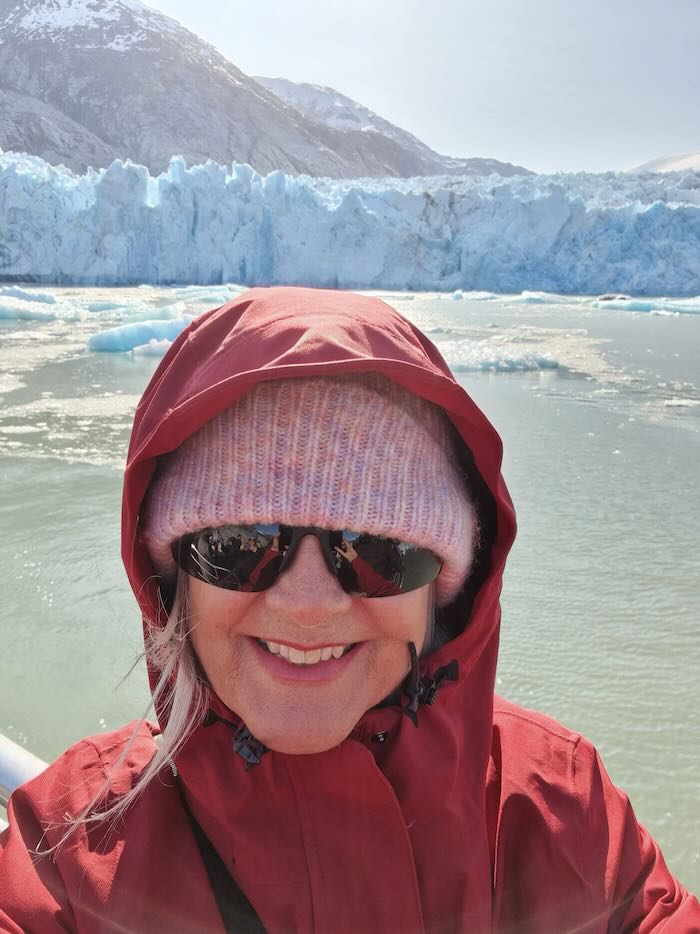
top-left (154, 0), bottom-right (700, 174)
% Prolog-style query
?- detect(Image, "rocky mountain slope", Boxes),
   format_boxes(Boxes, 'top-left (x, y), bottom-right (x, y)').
top-left (0, 0), bottom-right (531, 178)
top-left (255, 77), bottom-right (530, 178)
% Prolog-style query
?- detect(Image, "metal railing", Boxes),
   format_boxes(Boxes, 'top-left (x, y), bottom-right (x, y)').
top-left (0, 734), bottom-right (47, 832)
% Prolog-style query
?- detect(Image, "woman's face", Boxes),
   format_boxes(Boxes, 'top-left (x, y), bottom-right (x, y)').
top-left (187, 533), bottom-right (432, 754)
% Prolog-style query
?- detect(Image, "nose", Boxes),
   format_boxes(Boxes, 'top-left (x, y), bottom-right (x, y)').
top-left (264, 534), bottom-right (353, 624)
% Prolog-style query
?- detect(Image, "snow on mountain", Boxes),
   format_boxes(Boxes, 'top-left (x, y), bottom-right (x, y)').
top-left (7, 0), bottom-right (182, 46)
top-left (628, 152), bottom-right (700, 174)
top-left (254, 78), bottom-right (397, 134)
top-left (2, 151), bottom-right (700, 295)
top-left (0, 0), bottom-right (530, 178)
top-left (255, 77), bottom-right (530, 179)
top-left (0, 0), bottom-right (187, 51)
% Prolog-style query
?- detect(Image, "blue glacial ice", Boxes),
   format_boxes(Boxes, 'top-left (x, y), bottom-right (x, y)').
top-left (3, 151), bottom-right (700, 295)
top-left (0, 297), bottom-right (57, 320)
top-left (131, 338), bottom-right (174, 356)
top-left (88, 317), bottom-right (193, 352)
top-left (0, 286), bottom-right (56, 304)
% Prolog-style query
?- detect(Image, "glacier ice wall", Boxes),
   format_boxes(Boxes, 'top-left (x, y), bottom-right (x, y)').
top-left (2, 152), bottom-right (700, 295)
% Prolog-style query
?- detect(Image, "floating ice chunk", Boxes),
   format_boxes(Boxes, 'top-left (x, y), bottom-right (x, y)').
top-left (442, 339), bottom-right (559, 373)
top-left (512, 292), bottom-right (552, 305)
top-left (460, 291), bottom-right (500, 301)
top-left (475, 353), bottom-right (558, 373)
top-left (663, 397), bottom-right (700, 408)
top-left (0, 299), bottom-right (57, 320)
top-left (452, 290), bottom-right (464, 300)
top-left (132, 338), bottom-right (173, 356)
top-left (592, 298), bottom-right (657, 312)
top-left (592, 296), bottom-right (700, 314)
top-left (0, 286), bottom-right (57, 304)
top-left (88, 318), bottom-right (192, 352)
top-left (170, 284), bottom-right (246, 304)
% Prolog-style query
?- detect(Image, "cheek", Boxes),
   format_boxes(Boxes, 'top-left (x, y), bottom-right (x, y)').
top-left (366, 586), bottom-right (432, 651)
top-left (187, 579), bottom-right (256, 669)
top-left (188, 577), bottom-right (256, 624)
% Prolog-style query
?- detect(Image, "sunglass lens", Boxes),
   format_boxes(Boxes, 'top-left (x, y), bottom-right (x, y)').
top-left (177, 524), bottom-right (278, 591)
top-left (335, 533), bottom-right (441, 597)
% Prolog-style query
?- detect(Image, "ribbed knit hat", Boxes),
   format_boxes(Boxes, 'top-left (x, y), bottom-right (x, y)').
top-left (142, 374), bottom-right (478, 606)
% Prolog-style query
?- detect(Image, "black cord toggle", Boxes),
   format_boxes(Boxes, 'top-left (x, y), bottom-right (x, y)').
top-left (402, 641), bottom-right (422, 726)
top-left (402, 643), bottom-right (459, 727)
top-left (232, 724), bottom-right (268, 770)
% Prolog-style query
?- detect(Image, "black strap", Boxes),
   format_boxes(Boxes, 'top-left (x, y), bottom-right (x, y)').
top-left (179, 783), bottom-right (267, 933)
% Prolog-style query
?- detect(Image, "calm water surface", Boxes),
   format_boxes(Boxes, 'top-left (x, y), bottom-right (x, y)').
top-left (1, 288), bottom-right (698, 892)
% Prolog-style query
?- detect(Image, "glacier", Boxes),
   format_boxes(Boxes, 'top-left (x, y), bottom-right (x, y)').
top-left (2, 151), bottom-right (700, 295)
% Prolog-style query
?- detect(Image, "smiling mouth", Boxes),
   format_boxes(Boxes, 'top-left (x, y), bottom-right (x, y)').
top-left (255, 639), bottom-right (356, 666)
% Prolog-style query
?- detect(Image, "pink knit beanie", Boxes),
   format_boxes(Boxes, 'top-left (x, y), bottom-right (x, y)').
top-left (142, 374), bottom-right (478, 606)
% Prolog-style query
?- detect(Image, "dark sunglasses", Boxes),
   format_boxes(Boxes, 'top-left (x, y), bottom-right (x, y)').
top-left (172, 523), bottom-right (442, 598)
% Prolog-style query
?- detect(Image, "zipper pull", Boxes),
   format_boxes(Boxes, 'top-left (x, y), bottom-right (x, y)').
top-left (422, 659), bottom-right (459, 706)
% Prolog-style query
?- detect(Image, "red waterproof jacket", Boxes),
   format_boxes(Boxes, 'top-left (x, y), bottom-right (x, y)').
top-left (1, 287), bottom-right (698, 932)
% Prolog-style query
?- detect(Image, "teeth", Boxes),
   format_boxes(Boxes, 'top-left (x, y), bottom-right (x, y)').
top-left (260, 640), bottom-right (351, 665)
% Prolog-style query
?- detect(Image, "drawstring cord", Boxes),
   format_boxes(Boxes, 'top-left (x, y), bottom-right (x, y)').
top-left (402, 641), bottom-right (422, 725)
top-left (402, 641), bottom-right (459, 727)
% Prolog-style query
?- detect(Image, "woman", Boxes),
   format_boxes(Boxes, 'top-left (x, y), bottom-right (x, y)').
top-left (0, 287), bottom-right (697, 932)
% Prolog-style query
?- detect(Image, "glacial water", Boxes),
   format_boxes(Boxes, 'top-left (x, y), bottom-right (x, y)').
top-left (0, 286), bottom-right (698, 893)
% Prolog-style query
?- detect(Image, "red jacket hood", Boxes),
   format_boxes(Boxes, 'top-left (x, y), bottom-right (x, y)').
top-left (123, 286), bottom-right (516, 706)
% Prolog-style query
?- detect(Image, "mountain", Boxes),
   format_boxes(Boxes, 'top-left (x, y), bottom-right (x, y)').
top-left (254, 77), bottom-right (530, 179)
top-left (0, 0), bottom-right (355, 177)
top-left (627, 152), bottom-right (700, 174)
top-left (0, 0), bottom-right (531, 179)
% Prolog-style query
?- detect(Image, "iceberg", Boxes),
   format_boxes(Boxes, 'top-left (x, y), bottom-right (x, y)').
top-left (132, 338), bottom-right (174, 356)
top-left (88, 317), bottom-right (193, 352)
top-left (439, 338), bottom-right (559, 373)
top-left (2, 152), bottom-right (700, 295)
top-left (0, 286), bottom-right (56, 304)
top-left (0, 297), bottom-right (57, 320)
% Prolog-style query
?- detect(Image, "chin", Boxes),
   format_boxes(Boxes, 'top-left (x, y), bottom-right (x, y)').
top-left (244, 707), bottom-right (359, 756)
